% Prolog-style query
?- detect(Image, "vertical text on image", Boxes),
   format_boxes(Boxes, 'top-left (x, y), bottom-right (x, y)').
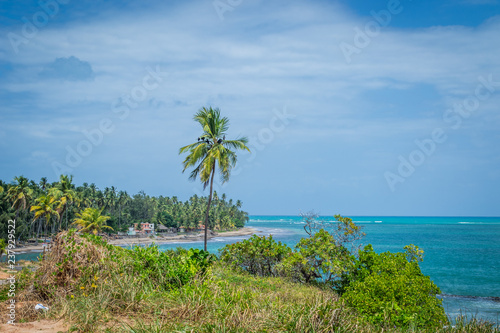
top-left (6, 219), bottom-right (17, 325)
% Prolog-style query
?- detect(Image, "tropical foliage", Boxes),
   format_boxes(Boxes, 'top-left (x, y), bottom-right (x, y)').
top-left (0, 238), bottom-right (6, 261)
top-left (30, 195), bottom-right (60, 242)
top-left (220, 214), bottom-right (448, 329)
top-left (179, 106), bottom-right (250, 250)
top-left (219, 234), bottom-right (291, 277)
top-left (280, 228), bottom-right (355, 286)
top-left (73, 207), bottom-right (112, 235)
top-left (2, 217), bottom-right (497, 331)
top-left (341, 244), bottom-right (447, 328)
top-left (0, 175), bottom-right (249, 242)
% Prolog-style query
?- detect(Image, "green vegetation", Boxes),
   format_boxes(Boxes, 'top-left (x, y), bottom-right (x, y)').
top-left (341, 244), bottom-right (447, 328)
top-left (179, 106), bottom-right (250, 250)
top-left (0, 175), bottom-right (249, 242)
top-left (282, 228), bottom-right (354, 286)
top-left (0, 238), bottom-right (5, 261)
top-left (1, 218), bottom-right (498, 332)
top-left (218, 215), bottom-right (482, 331)
top-left (220, 234), bottom-right (291, 277)
top-left (73, 207), bottom-right (112, 235)
top-left (30, 194), bottom-right (60, 241)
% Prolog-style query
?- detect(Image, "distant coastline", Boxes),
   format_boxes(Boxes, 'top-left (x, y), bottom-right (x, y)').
top-left (13, 227), bottom-right (258, 254)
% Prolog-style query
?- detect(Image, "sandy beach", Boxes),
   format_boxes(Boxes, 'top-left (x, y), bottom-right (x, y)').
top-left (12, 227), bottom-right (259, 254)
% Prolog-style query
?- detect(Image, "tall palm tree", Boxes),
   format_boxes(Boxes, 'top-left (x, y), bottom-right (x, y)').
top-left (50, 175), bottom-right (77, 231)
top-left (7, 176), bottom-right (34, 240)
top-left (89, 183), bottom-right (98, 208)
top-left (7, 176), bottom-right (33, 219)
top-left (179, 106), bottom-right (250, 251)
top-left (78, 182), bottom-right (93, 208)
top-left (73, 207), bottom-right (112, 235)
top-left (30, 195), bottom-right (60, 242)
top-left (39, 177), bottom-right (49, 192)
top-left (117, 190), bottom-right (130, 230)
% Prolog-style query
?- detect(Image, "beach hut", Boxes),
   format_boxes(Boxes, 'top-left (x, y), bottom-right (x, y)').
top-left (157, 224), bottom-right (169, 233)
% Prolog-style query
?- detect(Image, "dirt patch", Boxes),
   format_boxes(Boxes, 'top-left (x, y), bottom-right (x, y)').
top-left (0, 270), bottom-right (13, 279)
top-left (0, 319), bottom-right (69, 332)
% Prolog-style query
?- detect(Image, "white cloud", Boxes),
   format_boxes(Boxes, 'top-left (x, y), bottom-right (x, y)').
top-left (1, 1), bottom-right (499, 214)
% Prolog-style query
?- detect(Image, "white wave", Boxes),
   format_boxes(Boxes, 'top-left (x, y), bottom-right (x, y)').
top-left (249, 219), bottom-right (297, 223)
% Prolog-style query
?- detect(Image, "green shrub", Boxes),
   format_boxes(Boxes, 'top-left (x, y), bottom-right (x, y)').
top-left (219, 234), bottom-right (291, 277)
top-left (341, 244), bottom-right (448, 329)
top-left (126, 245), bottom-right (216, 290)
top-left (279, 229), bottom-right (354, 286)
top-left (27, 231), bottom-right (216, 301)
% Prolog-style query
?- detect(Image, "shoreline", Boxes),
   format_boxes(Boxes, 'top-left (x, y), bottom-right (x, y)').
top-left (12, 227), bottom-right (259, 254)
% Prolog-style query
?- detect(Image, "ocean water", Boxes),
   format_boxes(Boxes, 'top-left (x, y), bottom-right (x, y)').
top-left (157, 215), bottom-right (500, 324)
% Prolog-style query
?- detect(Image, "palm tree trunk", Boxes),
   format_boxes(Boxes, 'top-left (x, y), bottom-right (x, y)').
top-left (37, 219), bottom-right (41, 242)
top-left (44, 215), bottom-right (50, 243)
top-left (203, 165), bottom-right (216, 252)
top-left (29, 219), bottom-right (34, 240)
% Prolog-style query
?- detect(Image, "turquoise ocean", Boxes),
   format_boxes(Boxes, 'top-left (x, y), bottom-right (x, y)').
top-left (17, 215), bottom-right (500, 324)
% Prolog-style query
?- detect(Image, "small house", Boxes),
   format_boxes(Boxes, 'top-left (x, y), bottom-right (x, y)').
top-left (133, 223), bottom-right (155, 235)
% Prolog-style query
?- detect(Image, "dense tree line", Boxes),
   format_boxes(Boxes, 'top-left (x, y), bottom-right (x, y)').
top-left (0, 175), bottom-right (249, 241)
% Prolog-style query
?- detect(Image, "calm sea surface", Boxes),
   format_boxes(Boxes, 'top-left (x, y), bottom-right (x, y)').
top-left (16, 215), bottom-right (500, 324)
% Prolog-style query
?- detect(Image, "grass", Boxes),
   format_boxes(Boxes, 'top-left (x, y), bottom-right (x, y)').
top-left (0, 232), bottom-right (498, 332)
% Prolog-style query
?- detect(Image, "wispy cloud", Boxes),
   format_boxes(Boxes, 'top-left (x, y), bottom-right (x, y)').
top-left (1, 0), bottom-right (499, 215)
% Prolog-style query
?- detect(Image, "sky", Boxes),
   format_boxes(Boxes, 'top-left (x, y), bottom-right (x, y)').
top-left (1, 0), bottom-right (499, 216)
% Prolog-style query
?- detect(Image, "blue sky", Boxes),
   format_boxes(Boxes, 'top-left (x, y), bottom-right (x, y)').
top-left (1, 0), bottom-right (499, 216)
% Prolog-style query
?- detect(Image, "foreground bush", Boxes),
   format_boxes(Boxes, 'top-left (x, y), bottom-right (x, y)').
top-left (279, 229), bottom-right (354, 285)
top-left (14, 231), bottom-right (215, 311)
top-left (219, 234), bottom-right (291, 277)
top-left (340, 244), bottom-right (447, 329)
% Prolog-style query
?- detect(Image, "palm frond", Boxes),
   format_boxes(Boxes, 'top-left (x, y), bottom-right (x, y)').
top-left (180, 107), bottom-right (251, 189)
top-left (223, 138), bottom-right (250, 152)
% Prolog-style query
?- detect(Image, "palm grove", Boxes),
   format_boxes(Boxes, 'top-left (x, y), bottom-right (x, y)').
top-left (0, 174), bottom-right (249, 242)
top-left (0, 107), bottom-right (249, 244)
